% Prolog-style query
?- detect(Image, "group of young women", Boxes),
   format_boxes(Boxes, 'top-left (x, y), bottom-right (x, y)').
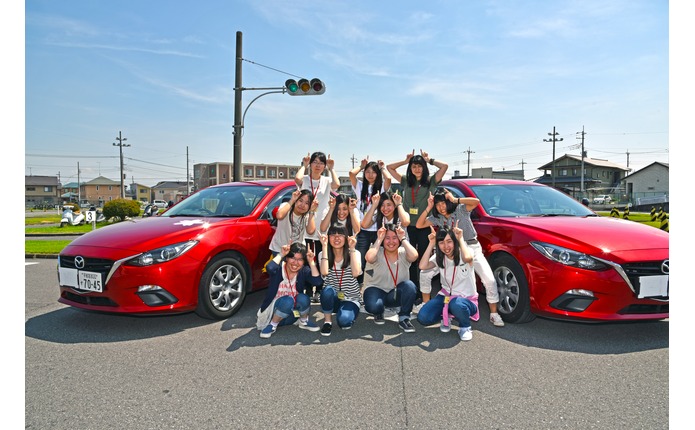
top-left (256, 149), bottom-right (505, 342)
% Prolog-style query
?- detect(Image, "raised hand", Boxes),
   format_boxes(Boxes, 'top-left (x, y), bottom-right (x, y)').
top-left (376, 226), bottom-right (386, 241)
top-left (326, 154), bottom-right (334, 170)
top-left (405, 150), bottom-right (415, 162)
top-left (306, 244), bottom-right (315, 262)
top-left (361, 157), bottom-right (369, 169)
top-left (302, 153), bottom-right (311, 167)
top-left (320, 233), bottom-right (328, 247)
top-left (371, 193), bottom-right (381, 206)
top-left (427, 192), bottom-right (434, 209)
top-left (281, 243), bottom-right (291, 257)
top-left (349, 198), bottom-right (358, 210)
top-left (453, 226), bottom-right (463, 240)
top-left (428, 226), bottom-right (436, 243)
top-left (392, 192), bottom-right (403, 206)
top-left (310, 198), bottom-right (319, 212)
top-left (348, 235), bottom-right (357, 249)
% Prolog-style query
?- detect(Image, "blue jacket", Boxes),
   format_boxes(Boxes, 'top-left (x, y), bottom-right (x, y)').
top-left (259, 260), bottom-right (323, 312)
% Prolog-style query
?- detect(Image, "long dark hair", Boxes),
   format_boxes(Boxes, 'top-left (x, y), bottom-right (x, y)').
top-left (330, 193), bottom-right (356, 236)
top-left (379, 224), bottom-right (402, 248)
top-left (406, 155), bottom-right (431, 188)
top-left (431, 189), bottom-right (457, 220)
top-left (326, 224), bottom-right (350, 269)
top-left (375, 191), bottom-right (401, 228)
top-left (435, 228), bottom-right (461, 268)
top-left (284, 242), bottom-right (309, 266)
top-left (359, 161), bottom-right (383, 211)
top-left (290, 189), bottom-right (314, 227)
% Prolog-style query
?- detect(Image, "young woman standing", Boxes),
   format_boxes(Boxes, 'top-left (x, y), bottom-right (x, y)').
top-left (349, 157), bottom-right (392, 284)
top-left (268, 189), bottom-right (318, 256)
top-left (317, 225), bottom-right (362, 336)
top-left (387, 150), bottom-right (448, 295)
top-left (295, 151), bottom-right (340, 300)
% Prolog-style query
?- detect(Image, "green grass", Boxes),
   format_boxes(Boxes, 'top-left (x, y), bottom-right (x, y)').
top-left (25, 240), bottom-right (73, 255)
top-left (25, 223), bottom-right (107, 234)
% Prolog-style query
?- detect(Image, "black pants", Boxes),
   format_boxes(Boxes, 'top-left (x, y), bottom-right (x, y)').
top-left (407, 225), bottom-right (430, 298)
top-left (304, 238), bottom-right (323, 295)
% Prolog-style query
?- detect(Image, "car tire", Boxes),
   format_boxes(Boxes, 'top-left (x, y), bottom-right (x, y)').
top-left (490, 254), bottom-right (535, 323)
top-left (195, 253), bottom-right (248, 320)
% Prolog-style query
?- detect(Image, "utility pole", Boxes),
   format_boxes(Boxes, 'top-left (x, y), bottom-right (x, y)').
top-left (543, 127), bottom-right (563, 188)
top-left (576, 127), bottom-right (586, 194)
top-left (350, 154), bottom-right (358, 169)
top-left (520, 159), bottom-right (527, 180)
top-left (186, 146), bottom-right (191, 195)
top-left (233, 32), bottom-right (243, 182)
top-left (113, 131), bottom-right (130, 199)
top-left (77, 162), bottom-right (81, 204)
top-left (626, 150), bottom-right (631, 172)
top-left (465, 147), bottom-right (475, 177)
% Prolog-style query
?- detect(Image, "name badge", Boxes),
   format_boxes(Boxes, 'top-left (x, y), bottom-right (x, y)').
top-left (337, 291), bottom-right (345, 300)
top-left (293, 309), bottom-right (301, 318)
top-left (409, 208), bottom-right (419, 215)
top-left (444, 296), bottom-right (450, 304)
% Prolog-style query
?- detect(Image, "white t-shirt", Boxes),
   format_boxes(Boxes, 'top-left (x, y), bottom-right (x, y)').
top-left (301, 175), bottom-right (332, 240)
top-left (430, 255), bottom-right (477, 298)
top-left (269, 206), bottom-right (309, 253)
top-left (352, 180), bottom-right (384, 232)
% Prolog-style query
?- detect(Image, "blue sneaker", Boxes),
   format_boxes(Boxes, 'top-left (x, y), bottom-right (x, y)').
top-left (297, 319), bottom-right (320, 332)
top-left (260, 324), bottom-right (276, 339)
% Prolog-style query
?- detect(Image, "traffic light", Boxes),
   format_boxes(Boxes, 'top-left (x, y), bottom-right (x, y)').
top-left (285, 78), bottom-right (325, 96)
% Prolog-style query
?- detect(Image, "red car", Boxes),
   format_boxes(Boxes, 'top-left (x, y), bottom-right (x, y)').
top-left (57, 180), bottom-right (297, 319)
top-left (440, 179), bottom-right (669, 323)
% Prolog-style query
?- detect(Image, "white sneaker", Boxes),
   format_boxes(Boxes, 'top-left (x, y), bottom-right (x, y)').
top-left (440, 319), bottom-right (451, 333)
top-left (412, 303), bottom-right (424, 314)
top-left (458, 327), bottom-right (473, 341)
top-left (490, 313), bottom-right (505, 327)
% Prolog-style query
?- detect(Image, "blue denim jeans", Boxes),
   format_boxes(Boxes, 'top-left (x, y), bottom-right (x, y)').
top-left (416, 294), bottom-right (478, 329)
top-left (355, 230), bottom-right (377, 283)
top-left (319, 286), bottom-right (360, 328)
top-left (363, 281), bottom-right (417, 319)
top-left (273, 294), bottom-right (311, 326)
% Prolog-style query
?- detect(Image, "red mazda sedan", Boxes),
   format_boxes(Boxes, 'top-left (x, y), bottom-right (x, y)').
top-left (57, 180), bottom-right (297, 319)
top-left (440, 179), bottom-right (669, 323)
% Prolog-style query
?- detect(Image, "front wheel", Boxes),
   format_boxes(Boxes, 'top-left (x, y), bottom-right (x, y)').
top-left (490, 254), bottom-right (535, 323)
top-left (195, 253), bottom-right (248, 320)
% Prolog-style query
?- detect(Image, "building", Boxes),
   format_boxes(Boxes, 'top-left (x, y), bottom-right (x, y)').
top-left (129, 182), bottom-right (153, 203)
top-left (193, 162), bottom-right (300, 191)
top-left (464, 167), bottom-right (525, 181)
top-left (25, 175), bottom-right (61, 208)
top-left (621, 161), bottom-right (669, 209)
top-left (535, 154), bottom-right (629, 200)
top-left (151, 181), bottom-right (190, 204)
top-left (60, 181), bottom-right (81, 203)
top-left (81, 176), bottom-right (122, 207)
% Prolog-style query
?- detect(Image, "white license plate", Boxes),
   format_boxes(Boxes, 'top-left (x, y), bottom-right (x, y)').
top-left (638, 275), bottom-right (668, 298)
top-left (59, 268), bottom-right (103, 293)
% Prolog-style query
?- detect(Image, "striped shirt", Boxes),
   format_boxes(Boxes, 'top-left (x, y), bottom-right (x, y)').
top-left (319, 251), bottom-right (362, 305)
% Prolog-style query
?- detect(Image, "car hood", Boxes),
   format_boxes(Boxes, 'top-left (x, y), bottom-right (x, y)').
top-left (492, 215), bottom-right (669, 252)
top-left (64, 216), bottom-right (239, 253)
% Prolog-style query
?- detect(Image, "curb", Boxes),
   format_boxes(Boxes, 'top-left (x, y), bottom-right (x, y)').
top-left (26, 254), bottom-right (59, 259)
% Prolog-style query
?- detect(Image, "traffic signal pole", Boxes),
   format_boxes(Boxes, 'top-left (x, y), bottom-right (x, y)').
top-left (233, 32), bottom-right (243, 182)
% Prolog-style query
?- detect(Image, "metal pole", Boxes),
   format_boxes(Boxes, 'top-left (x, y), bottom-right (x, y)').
top-left (113, 131), bottom-right (129, 199)
top-left (233, 32), bottom-right (243, 182)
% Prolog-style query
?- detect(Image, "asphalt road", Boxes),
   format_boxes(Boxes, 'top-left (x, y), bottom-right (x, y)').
top-left (25, 258), bottom-right (669, 430)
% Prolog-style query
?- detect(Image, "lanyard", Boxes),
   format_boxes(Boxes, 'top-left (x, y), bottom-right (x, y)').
top-left (283, 263), bottom-right (298, 300)
top-left (385, 250), bottom-right (399, 288)
top-left (442, 260), bottom-right (456, 295)
top-left (333, 260), bottom-right (345, 291)
top-left (309, 177), bottom-right (319, 199)
top-left (411, 184), bottom-right (422, 206)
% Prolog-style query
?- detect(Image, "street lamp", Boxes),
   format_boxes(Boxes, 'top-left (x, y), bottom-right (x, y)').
top-left (113, 131), bottom-right (130, 199)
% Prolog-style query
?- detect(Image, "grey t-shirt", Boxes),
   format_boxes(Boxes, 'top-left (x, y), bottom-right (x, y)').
top-left (427, 204), bottom-right (477, 241)
top-left (363, 247), bottom-right (412, 292)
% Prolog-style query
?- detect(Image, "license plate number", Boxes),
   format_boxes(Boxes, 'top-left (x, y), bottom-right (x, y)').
top-left (638, 275), bottom-right (668, 298)
top-left (59, 268), bottom-right (103, 293)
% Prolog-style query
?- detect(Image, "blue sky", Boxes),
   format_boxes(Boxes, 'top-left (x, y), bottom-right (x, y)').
top-left (22, 0), bottom-right (671, 186)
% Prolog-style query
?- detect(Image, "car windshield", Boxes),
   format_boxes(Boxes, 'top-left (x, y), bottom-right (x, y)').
top-left (162, 185), bottom-right (272, 217)
top-left (469, 184), bottom-right (595, 217)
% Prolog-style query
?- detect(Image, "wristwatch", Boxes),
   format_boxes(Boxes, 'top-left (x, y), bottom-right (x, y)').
top-left (429, 158), bottom-right (435, 166)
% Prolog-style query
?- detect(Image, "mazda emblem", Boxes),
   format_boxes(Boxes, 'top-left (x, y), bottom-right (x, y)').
top-left (75, 256), bottom-right (85, 269)
top-left (661, 259), bottom-right (669, 275)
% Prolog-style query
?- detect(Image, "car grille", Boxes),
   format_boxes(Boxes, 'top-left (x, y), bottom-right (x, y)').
top-left (60, 256), bottom-right (114, 273)
top-left (618, 303), bottom-right (669, 315)
top-left (622, 262), bottom-right (668, 277)
top-left (61, 291), bottom-right (118, 307)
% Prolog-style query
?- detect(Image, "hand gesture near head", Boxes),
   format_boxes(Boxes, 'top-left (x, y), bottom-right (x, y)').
top-left (310, 198), bottom-right (319, 213)
top-left (405, 149), bottom-right (415, 162)
top-left (306, 242), bottom-right (315, 262)
top-left (428, 226), bottom-right (436, 243)
top-left (371, 193), bottom-right (381, 206)
top-left (326, 154), bottom-right (335, 170)
top-left (376, 226), bottom-right (386, 242)
top-left (420, 149), bottom-right (430, 164)
top-left (377, 159), bottom-right (385, 170)
top-left (396, 225), bottom-right (407, 241)
top-left (290, 188), bottom-right (302, 203)
top-left (348, 234), bottom-right (357, 250)
top-left (392, 192), bottom-right (403, 206)
top-left (444, 188), bottom-right (456, 203)
top-left (302, 153), bottom-right (311, 168)
top-left (453, 226), bottom-right (463, 241)
top-left (361, 157), bottom-right (369, 170)
top-left (426, 192), bottom-right (434, 210)
top-left (328, 195), bottom-right (336, 209)
top-left (349, 198), bottom-right (357, 210)
top-left (319, 233), bottom-right (328, 248)
top-left (280, 242), bottom-right (291, 257)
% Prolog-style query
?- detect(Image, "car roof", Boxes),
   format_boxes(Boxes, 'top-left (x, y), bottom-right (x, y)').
top-left (442, 178), bottom-right (540, 187)
top-left (207, 179), bottom-right (295, 189)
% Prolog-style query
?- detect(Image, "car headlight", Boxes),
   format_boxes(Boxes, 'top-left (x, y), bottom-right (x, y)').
top-left (125, 240), bottom-right (199, 267)
top-left (530, 241), bottom-right (610, 271)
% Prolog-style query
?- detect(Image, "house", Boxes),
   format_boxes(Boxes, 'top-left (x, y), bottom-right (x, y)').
top-left (60, 181), bottom-right (82, 203)
top-left (81, 176), bottom-right (122, 207)
top-left (151, 181), bottom-right (189, 204)
top-left (621, 162), bottom-right (669, 209)
top-left (465, 167), bottom-right (525, 181)
top-left (129, 182), bottom-right (153, 203)
top-left (25, 175), bottom-right (61, 208)
top-left (535, 154), bottom-right (629, 200)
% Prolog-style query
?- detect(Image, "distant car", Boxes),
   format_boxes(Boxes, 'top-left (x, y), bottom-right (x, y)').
top-left (593, 195), bottom-right (612, 204)
top-left (440, 179), bottom-right (669, 324)
top-left (57, 180), bottom-right (297, 320)
top-left (153, 200), bottom-right (168, 208)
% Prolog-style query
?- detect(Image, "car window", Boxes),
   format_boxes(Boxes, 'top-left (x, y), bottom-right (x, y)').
top-left (162, 185), bottom-right (271, 217)
top-left (470, 184), bottom-right (593, 217)
top-left (259, 188), bottom-right (295, 222)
